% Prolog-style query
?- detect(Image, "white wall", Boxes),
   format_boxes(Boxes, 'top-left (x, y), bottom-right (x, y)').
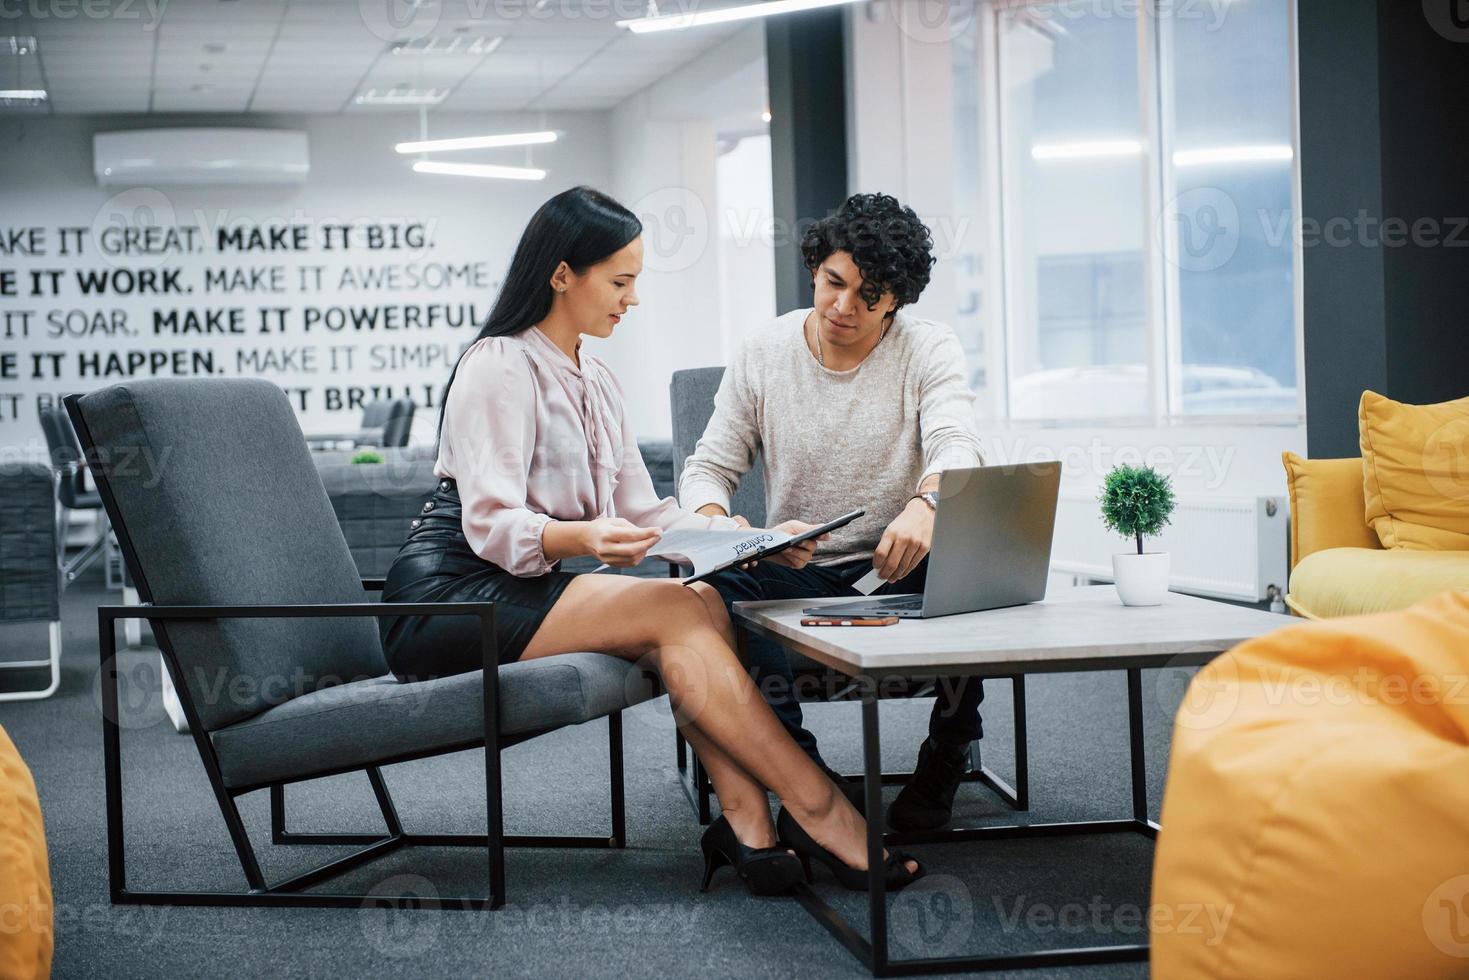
top-left (0, 27), bottom-right (772, 453)
top-left (846, 1), bottom-right (963, 329)
top-left (844, 3), bottom-right (1306, 500)
top-left (0, 110), bottom-right (610, 456)
top-left (605, 25), bottom-right (769, 439)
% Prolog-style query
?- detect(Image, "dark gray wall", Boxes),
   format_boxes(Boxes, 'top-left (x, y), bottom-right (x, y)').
top-left (1298, 0), bottom-right (1469, 457)
top-left (766, 9), bottom-right (848, 315)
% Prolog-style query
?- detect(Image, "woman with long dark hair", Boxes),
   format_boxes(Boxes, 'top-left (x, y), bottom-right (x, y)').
top-left (380, 186), bottom-right (922, 896)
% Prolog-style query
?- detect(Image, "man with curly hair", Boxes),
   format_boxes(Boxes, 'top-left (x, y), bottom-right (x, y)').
top-left (679, 192), bottom-right (987, 832)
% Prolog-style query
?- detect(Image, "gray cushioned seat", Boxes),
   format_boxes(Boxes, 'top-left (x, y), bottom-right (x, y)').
top-left (68, 377), bottom-right (649, 909)
top-left (211, 653), bottom-right (655, 790)
top-left (72, 377), bottom-right (656, 776)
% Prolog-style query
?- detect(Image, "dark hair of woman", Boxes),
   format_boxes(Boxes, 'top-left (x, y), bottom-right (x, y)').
top-left (437, 185), bottom-right (643, 440)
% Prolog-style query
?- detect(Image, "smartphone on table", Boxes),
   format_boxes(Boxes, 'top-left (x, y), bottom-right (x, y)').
top-left (799, 616), bottom-right (899, 627)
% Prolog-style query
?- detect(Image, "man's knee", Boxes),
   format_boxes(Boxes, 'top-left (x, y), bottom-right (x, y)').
top-left (703, 567), bottom-right (763, 607)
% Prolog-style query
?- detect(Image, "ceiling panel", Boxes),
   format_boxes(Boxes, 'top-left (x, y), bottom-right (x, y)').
top-left (3, 1), bottom-right (753, 116)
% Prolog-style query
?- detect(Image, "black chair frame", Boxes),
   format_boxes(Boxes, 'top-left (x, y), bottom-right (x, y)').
top-left (70, 396), bottom-right (626, 912)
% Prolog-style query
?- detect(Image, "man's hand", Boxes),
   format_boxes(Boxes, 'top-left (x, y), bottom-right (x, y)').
top-left (763, 519), bottom-right (829, 569)
top-left (697, 503), bottom-right (750, 528)
top-left (873, 498), bottom-right (934, 582)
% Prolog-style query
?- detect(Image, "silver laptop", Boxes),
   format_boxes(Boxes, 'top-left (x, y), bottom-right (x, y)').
top-left (805, 461), bottom-right (1062, 619)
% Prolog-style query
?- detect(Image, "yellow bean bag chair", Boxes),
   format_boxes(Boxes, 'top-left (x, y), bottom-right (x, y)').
top-left (0, 724), bottom-right (51, 980)
top-left (1152, 589), bottom-right (1469, 979)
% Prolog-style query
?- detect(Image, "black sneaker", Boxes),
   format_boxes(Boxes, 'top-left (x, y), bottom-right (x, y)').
top-left (886, 737), bottom-right (969, 832)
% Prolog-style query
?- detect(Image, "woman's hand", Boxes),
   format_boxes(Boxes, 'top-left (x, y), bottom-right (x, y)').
top-left (584, 517), bottom-right (662, 567)
top-left (762, 520), bottom-right (830, 570)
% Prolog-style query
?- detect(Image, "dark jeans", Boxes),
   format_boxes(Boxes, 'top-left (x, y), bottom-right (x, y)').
top-left (707, 557), bottom-right (983, 770)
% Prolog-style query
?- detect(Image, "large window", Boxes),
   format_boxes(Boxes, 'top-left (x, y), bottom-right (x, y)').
top-left (1162, 0), bottom-right (1298, 417)
top-left (952, 0), bottom-right (1300, 423)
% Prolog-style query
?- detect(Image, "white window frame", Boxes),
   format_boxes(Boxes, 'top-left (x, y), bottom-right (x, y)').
top-left (978, 0), bottom-right (1306, 428)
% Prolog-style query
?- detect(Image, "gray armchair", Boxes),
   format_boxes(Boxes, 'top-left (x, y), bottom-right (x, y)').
top-left (38, 405), bottom-right (119, 588)
top-left (668, 366), bottom-right (1029, 822)
top-left (67, 378), bottom-right (653, 909)
top-left (669, 367), bottom-right (768, 528)
top-left (358, 397), bottom-right (393, 437)
top-left (379, 397), bottom-right (416, 448)
top-left (0, 464), bottom-right (62, 701)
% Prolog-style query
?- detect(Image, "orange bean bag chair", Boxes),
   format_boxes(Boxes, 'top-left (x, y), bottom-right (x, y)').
top-left (1152, 589), bottom-right (1469, 978)
top-left (0, 724), bottom-right (51, 980)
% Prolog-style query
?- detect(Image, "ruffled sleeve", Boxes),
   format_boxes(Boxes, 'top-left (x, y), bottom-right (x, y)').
top-left (595, 357), bottom-right (741, 533)
top-left (438, 337), bottom-right (556, 576)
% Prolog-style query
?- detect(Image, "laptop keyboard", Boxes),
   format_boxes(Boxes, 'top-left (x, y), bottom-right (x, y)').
top-left (877, 595), bottom-right (924, 610)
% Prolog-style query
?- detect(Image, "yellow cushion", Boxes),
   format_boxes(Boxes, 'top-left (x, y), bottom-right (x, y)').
top-left (1286, 547), bottom-right (1469, 619)
top-left (0, 725), bottom-right (52, 980)
top-left (1359, 389), bottom-right (1469, 550)
top-left (1280, 452), bottom-right (1381, 570)
top-left (1152, 590), bottom-right (1469, 979)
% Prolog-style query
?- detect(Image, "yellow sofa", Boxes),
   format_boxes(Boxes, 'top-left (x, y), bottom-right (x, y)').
top-left (1282, 446), bottom-right (1469, 619)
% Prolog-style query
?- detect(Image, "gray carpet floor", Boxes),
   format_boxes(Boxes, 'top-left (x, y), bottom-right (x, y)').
top-left (0, 566), bottom-right (1208, 979)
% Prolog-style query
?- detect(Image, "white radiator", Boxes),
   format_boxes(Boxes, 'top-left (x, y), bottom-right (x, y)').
top-left (1049, 492), bottom-right (1289, 603)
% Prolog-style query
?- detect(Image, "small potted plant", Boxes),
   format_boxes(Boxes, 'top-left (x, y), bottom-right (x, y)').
top-left (1100, 464), bottom-right (1176, 606)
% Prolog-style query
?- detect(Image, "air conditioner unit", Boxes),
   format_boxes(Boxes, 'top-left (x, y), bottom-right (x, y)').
top-left (93, 128), bottom-right (309, 186)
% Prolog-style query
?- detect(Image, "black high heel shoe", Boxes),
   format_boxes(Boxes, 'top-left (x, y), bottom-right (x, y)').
top-left (775, 807), bottom-right (925, 892)
top-left (699, 815), bottom-right (803, 896)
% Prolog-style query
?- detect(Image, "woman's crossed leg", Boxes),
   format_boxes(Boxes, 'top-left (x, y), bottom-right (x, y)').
top-left (518, 574), bottom-right (910, 874)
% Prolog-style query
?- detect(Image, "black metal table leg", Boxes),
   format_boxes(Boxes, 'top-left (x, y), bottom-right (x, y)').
top-left (1127, 668), bottom-right (1160, 836)
top-left (863, 686), bottom-right (889, 972)
top-left (788, 668), bottom-right (1157, 976)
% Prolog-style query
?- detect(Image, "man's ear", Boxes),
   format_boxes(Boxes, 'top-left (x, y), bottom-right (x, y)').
top-left (549, 261), bottom-right (573, 293)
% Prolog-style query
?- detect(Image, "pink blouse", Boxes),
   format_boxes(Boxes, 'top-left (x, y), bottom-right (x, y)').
top-left (435, 327), bottom-right (739, 576)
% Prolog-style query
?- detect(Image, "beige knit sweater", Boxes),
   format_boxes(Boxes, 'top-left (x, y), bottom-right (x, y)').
top-left (677, 308), bottom-right (985, 566)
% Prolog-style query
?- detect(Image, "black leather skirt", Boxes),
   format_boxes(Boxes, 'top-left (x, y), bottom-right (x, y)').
top-left (379, 477), bottom-right (580, 682)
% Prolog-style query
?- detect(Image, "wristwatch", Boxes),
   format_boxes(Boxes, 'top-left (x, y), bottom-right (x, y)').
top-left (910, 490), bottom-right (939, 511)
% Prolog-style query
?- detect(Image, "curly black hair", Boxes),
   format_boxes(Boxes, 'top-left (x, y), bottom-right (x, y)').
top-left (800, 192), bottom-right (936, 319)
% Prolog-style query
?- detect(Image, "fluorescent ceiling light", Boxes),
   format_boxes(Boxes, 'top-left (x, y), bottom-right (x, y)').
top-left (1030, 139), bottom-right (1143, 161)
top-left (355, 87), bottom-right (447, 106)
top-left (0, 89), bottom-right (47, 100)
top-left (413, 160), bottom-right (546, 181)
top-left (395, 130), bottom-right (557, 154)
top-left (1173, 144), bottom-right (1294, 167)
top-left (392, 35), bottom-right (503, 56)
top-left (618, 0), bottom-right (865, 34)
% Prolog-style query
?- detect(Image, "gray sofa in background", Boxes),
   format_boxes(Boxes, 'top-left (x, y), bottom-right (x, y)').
top-left (313, 440), bottom-right (681, 580)
top-left (314, 453), bottom-right (439, 580)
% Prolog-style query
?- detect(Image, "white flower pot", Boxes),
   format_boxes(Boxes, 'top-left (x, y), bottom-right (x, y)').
top-left (1112, 552), bottom-right (1170, 606)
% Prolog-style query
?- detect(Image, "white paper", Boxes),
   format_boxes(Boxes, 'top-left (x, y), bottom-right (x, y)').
top-left (851, 568), bottom-right (886, 595)
top-left (594, 525), bottom-right (796, 580)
